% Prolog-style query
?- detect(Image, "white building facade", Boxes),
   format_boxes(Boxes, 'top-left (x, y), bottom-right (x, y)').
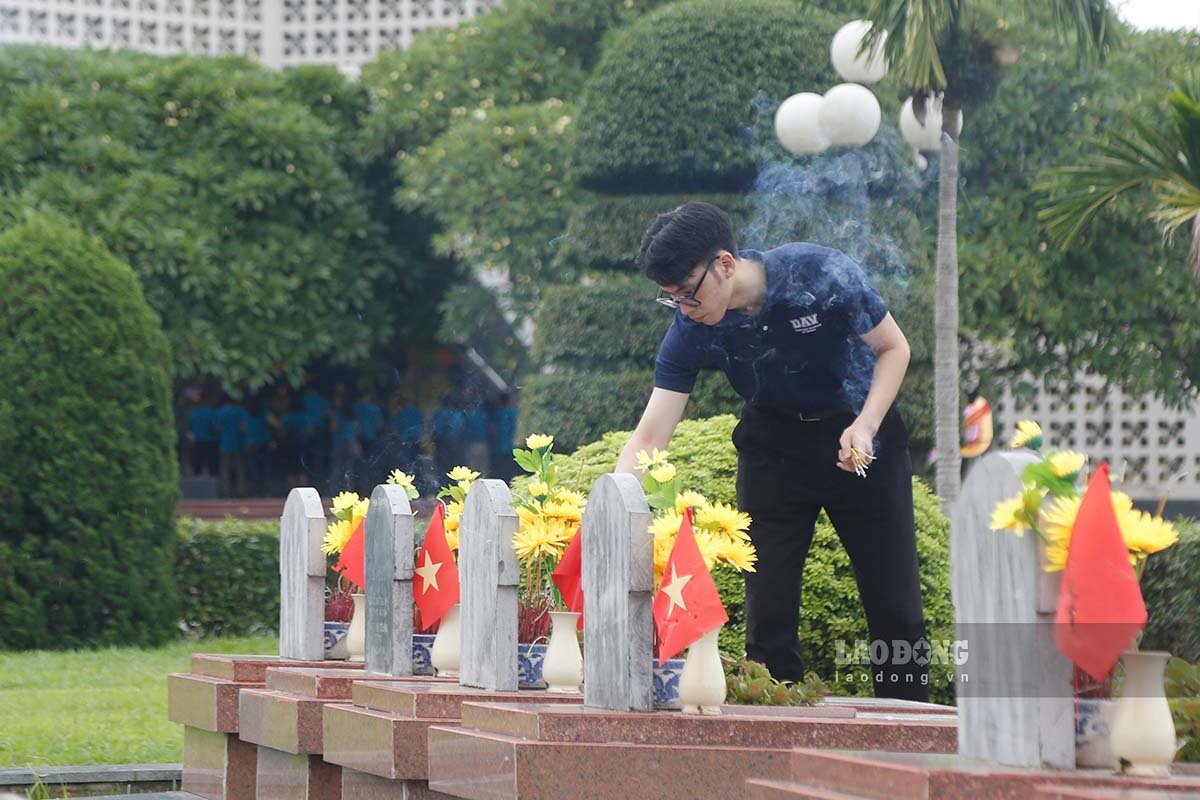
top-left (0, 0), bottom-right (497, 71)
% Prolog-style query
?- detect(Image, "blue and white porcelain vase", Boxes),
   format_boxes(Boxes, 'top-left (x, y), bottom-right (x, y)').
top-left (412, 633), bottom-right (436, 676)
top-left (323, 621), bottom-right (349, 660)
top-left (518, 642), bottom-right (548, 689)
top-left (653, 658), bottom-right (687, 709)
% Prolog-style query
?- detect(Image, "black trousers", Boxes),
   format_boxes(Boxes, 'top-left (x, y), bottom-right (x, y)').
top-left (734, 404), bottom-right (929, 701)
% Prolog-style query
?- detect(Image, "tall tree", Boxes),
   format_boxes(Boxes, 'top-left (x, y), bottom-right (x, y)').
top-left (863, 0), bottom-right (1118, 508)
top-left (1037, 70), bottom-right (1200, 278)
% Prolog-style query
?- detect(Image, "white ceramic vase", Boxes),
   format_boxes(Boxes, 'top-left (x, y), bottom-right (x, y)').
top-left (430, 603), bottom-right (461, 678)
top-left (346, 593), bottom-right (366, 662)
top-left (677, 627), bottom-right (724, 715)
top-left (541, 611), bottom-right (583, 694)
top-left (1109, 650), bottom-right (1177, 776)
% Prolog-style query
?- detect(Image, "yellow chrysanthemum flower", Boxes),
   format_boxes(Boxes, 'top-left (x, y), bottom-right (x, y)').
top-left (528, 481), bottom-right (550, 498)
top-left (388, 469), bottom-right (415, 488)
top-left (550, 488), bottom-right (587, 509)
top-left (1010, 420), bottom-right (1043, 449)
top-left (447, 466), bottom-right (480, 483)
top-left (321, 518), bottom-right (355, 555)
top-left (525, 433), bottom-right (554, 450)
top-left (351, 498), bottom-right (370, 525)
top-left (444, 528), bottom-right (460, 553)
top-left (1049, 451), bottom-right (1086, 478)
top-left (636, 448), bottom-right (670, 471)
top-left (649, 511), bottom-right (684, 542)
top-left (718, 537), bottom-right (758, 573)
top-left (332, 491), bottom-right (361, 514)
top-left (675, 490), bottom-right (708, 515)
top-left (990, 495), bottom-right (1029, 537)
top-left (512, 520), bottom-right (566, 561)
top-left (649, 463), bottom-right (677, 483)
top-left (695, 502), bottom-right (752, 541)
top-left (541, 499), bottom-right (583, 525)
top-left (693, 530), bottom-right (724, 570)
top-left (445, 500), bottom-right (464, 533)
top-left (1118, 507), bottom-right (1178, 557)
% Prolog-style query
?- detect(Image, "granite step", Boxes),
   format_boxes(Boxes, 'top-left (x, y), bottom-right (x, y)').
top-left (746, 777), bottom-right (872, 800)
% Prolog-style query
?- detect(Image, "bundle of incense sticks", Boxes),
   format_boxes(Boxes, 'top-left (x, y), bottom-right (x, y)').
top-left (849, 448), bottom-right (875, 478)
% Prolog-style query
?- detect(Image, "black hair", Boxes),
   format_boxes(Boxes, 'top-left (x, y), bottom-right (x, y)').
top-left (635, 201), bottom-right (737, 286)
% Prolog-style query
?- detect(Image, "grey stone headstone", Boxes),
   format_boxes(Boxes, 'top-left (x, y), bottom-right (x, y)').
top-left (951, 451), bottom-right (1074, 769)
top-left (459, 479), bottom-right (520, 691)
top-left (365, 484), bottom-right (416, 676)
top-left (279, 487), bottom-right (326, 662)
top-left (582, 473), bottom-right (654, 712)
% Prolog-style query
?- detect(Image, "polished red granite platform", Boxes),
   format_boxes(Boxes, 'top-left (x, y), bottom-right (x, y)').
top-left (426, 701), bottom-right (958, 800)
top-left (322, 681), bottom-right (583, 781)
top-left (743, 749), bottom-right (1200, 800)
top-left (169, 655), bottom-right (362, 800)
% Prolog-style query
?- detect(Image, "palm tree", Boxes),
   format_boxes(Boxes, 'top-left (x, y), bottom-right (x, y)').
top-left (1037, 71), bottom-right (1200, 278)
top-left (862, 0), bottom-right (1118, 509)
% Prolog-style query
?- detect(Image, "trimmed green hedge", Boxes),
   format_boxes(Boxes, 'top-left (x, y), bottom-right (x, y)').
top-left (575, 0), bottom-right (840, 192)
top-left (0, 215), bottom-right (179, 649)
top-left (1142, 517), bottom-right (1200, 662)
top-left (559, 415), bottom-right (955, 701)
top-left (176, 518), bottom-right (281, 638)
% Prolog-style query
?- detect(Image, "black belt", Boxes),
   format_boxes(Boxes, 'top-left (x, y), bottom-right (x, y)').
top-left (748, 404), bottom-right (851, 423)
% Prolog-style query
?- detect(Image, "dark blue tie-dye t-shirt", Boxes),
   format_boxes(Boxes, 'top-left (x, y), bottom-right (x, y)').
top-left (653, 243), bottom-right (888, 414)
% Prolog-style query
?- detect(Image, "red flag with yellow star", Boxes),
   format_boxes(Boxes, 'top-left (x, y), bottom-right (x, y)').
top-left (551, 526), bottom-right (584, 630)
top-left (1054, 463), bottom-right (1146, 681)
top-left (653, 508), bottom-right (728, 664)
top-left (413, 504), bottom-right (459, 626)
top-left (334, 518), bottom-right (366, 591)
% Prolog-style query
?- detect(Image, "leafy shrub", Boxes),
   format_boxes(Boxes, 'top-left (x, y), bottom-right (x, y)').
top-left (0, 216), bottom-right (179, 649)
top-left (1141, 517), bottom-right (1200, 661)
top-left (559, 415), bottom-right (954, 701)
top-left (175, 518), bottom-right (281, 638)
top-left (575, 0), bottom-right (840, 192)
top-left (359, 0), bottom-right (671, 153)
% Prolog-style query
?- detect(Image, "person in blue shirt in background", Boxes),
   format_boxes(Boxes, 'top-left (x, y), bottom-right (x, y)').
top-left (614, 202), bottom-right (927, 701)
top-left (354, 385), bottom-right (385, 495)
top-left (489, 392), bottom-right (518, 481)
top-left (280, 391), bottom-right (313, 490)
top-left (216, 393), bottom-right (250, 498)
top-left (187, 391), bottom-right (219, 478)
top-left (430, 393), bottom-right (466, 479)
top-left (302, 374), bottom-right (330, 484)
top-left (328, 385), bottom-right (361, 493)
top-left (244, 396), bottom-right (273, 496)
top-left (387, 392), bottom-right (425, 477)
top-left (463, 398), bottom-right (491, 476)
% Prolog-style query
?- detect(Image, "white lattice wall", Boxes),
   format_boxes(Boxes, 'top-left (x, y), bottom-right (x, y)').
top-left (994, 376), bottom-right (1200, 501)
top-left (0, 0), bottom-right (498, 69)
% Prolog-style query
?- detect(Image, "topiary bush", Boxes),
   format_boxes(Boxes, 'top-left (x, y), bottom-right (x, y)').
top-left (0, 215), bottom-right (179, 649)
top-left (1141, 517), bottom-right (1200, 662)
top-left (175, 517), bottom-right (281, 638)
top-left (559, 415), bottom-right (955, 701)
top-left (575, 0), bottom-right (840, 192)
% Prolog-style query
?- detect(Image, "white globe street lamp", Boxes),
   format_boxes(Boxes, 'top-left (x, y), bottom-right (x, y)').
top-left (830, 20), bottom-right (888, 84)
top-left (774, 92), bottom-right (830, 156)
top-left (817, 83), bottom-right (881, 148)
top-left (898, 96), bottom-right (963, 153)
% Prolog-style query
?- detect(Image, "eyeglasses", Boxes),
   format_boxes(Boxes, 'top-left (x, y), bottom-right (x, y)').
top-left (655, 256), bottom-right (719, 309)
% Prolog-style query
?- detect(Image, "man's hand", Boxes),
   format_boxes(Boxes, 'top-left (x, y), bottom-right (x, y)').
top-left (837, 418), bottom-right (878, 475)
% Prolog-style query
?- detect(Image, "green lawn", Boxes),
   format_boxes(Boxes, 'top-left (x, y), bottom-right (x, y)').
top-left (0, 636), bottom-right (276, 768)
